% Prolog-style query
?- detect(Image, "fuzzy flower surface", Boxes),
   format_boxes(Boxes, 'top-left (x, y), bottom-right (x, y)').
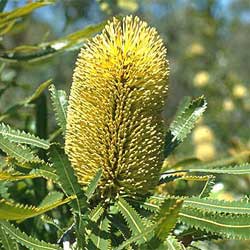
top-left (65, 16), bottom-right (169, 197)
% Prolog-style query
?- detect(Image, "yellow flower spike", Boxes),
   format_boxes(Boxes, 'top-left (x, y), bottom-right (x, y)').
top-left (65, 16), bottom-right (169, 197)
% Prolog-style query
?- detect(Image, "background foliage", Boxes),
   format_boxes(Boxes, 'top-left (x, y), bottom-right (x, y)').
top-left (0, 0), bottom-right (250, 249)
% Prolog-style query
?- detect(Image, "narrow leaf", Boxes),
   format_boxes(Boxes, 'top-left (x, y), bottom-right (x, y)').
top-left (85, 169), bottom-right (102, 200)
top-left (0, 79), bottom-right (51, 122)
top-left (0, 134), bottom-right (41, 163)
top-left (89, 203), bottom-right (105, 223)
top-left (0, 123), bottom-right (49, 149)
top-left (117, 197), bottom-right (149, 243)
top-left (155, 198), bottom-right (183, 240)
top-left (115, 226), bottom-right (155, 250)
top-left (38, 191), bottom-right (64, 208)
top-left (0, 196), bottom-right (74, 220)
top-left (49, 85), bottom-right (67, 133)
top-left (0, 21), bottom-right (105, 62)
top-left (0, 226), bottom-right (18, 250)
top-left (187, 163), bottom-right (250, 175)
top-left (184, 197), bottom-right (250, 214)
top-left (88, 216), bottom-right (111, 250)
top-left (164, 96), bottom-right (207, 157)
top-left (0, 221), bottom-right (60, 250)
top-left (0, 171), bottom-right (39, 181)
top-left (0, 1), bottom-right (54, 35)
top-left (179, 207), bottom-right (250, 239)
top-left (49, 145), bottom-right (86, 210)
top-left (165, 235), bottom-right (186, 250)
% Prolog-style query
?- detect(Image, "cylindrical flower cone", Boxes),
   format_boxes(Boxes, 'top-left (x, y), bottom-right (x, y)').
top-left (65, 16), bottom-right (169, 197)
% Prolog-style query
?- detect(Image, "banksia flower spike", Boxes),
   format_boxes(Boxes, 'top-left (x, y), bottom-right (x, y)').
top-left (65, 16), bottom-right (169, 197)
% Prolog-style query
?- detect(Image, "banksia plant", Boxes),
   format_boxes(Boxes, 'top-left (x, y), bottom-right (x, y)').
top-left (2, 6), bottom-right (250, 249)
top-left (65, 16), bottom-right (169, 197)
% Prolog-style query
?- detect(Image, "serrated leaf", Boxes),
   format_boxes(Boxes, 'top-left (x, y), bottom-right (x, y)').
top-left (88, 216), bottom-right (111, 250)
top-left (162, 163), bottom-right (250, 179)
top-left (89, 203), bottom-right (105, 223)
top-left (187, 163), bottom-right (250, 175)
top-left (164, 96), bottom-right (207, 157)
top-left (38, 191), bottom-right (64, 208)
top-left (179, 206), bottom-right (250, 239)
top-left (165, 235), bottom-right (186, 250)
top-left (49, 85), bottom-right (67, 134)
top-left (0, 195), bottom-right (74, 220)
top-left (0, 221), bottom-right (60, 250)
top-left (0, 226), bottom-right (18, 250)
top-left (0, 123), bottom-right (49, 149)
top-left (0, 181), bottom-right (9, 199)
top-left (159, 172), bottom-right (186, 184)
top-left (29, 168), bottom-right (59, 183)
top-left (49, 145), bottom-right (89, 249)
top-left (199, 175), bottom-right (215, 198)
top-left (117, 197), bottom-right (150, 244)
top-left (0, 171), bottom-right (39, 181)
top-left (184, 197), bottom-right (250, 214)
top-left (0, 134), bottom-right (41, 163)
top-left (115, 226), bottom-right (155, 250)
top-left (155, 198), bottom-right (183, 240)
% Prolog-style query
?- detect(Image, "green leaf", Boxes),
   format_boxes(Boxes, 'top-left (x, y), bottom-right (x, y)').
top-left (88, 216), bottom-right (111, 250)
top-left (183, 197), bottom-right (250, 214)
top-left (155, 198), bottom-right (183, 240)
top-left (24, 79), bottom-right (52, 104)
top-left (0, 181), bottom-right (9, 199)
top-left (117, 197), bottom-right (150, 244)
top-left (164, 96), bottom-right (207, 157)
top-left (85, 169), bottom-right (102, 200)
top-left (115, 226), bottom-right (155, 250)
top-left (0, 79), bottom-right (51, 122)
top-left (0, 134), bottom-right (41, 163)
top-left (38, 191), bottom-right (64, 208)
top-left (179, 206), bottom-right (250, 239)
top-left (89, 203), bottom-right (105, 223)
top-left (0, 196), bottom-right (74, 220)
top-left (49, 145), bottom-right (89, 249)
top-left (0, 221), bottom-right (60, 250)
top-left (187, 163), bottom-right (250, 175)
top-left (29, 167), bottom-right (59, 183)
top-left (49, 145), bottom-right (86, 205)
top-left (0, 1), bottom-right (54, 35)
top-left (0, 21), bottom-right (106, 62)
top-left (165, 235), bottom-right (186, 250)
top-left (199, 175), bottom-right (215, 198)
top-left (0, 171), bottom-right (40, 181)
top-left (49, 85), bottom-right (67, 134)
top-left (161, 164), bottom-right (250, 181)
top-left (0, 123), bottom-right (50, 149)
top-left (0, 226), bottom-right (19, 250)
